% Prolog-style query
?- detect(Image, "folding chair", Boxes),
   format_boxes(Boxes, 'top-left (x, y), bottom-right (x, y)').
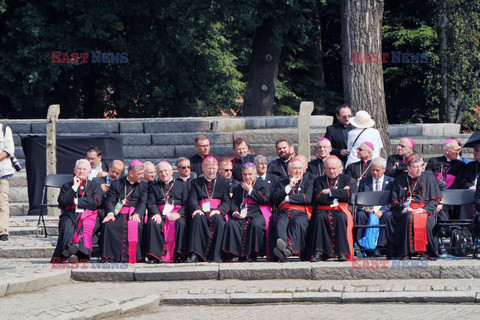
top-left (37, 174), bottom-right (73, 237)
top-left (353, 191), bottom-right (391, 255)
top-left (436, 189), bottom-right (477, 258)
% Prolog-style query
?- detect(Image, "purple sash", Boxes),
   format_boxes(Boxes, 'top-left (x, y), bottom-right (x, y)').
top-left (157, 204), bottom-right (182, 263)
top-left (434, 172), bottom-right (456, 189)
top-left (118, 206), bottom-right (138, 263)
top-left (198, 198), bottom-right (228, 221)
top-left (244, 198), bottom-right (273, 261)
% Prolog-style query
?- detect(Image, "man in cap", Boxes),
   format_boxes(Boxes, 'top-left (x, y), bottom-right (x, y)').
top-left (346, 110), bottom-right (383, 167)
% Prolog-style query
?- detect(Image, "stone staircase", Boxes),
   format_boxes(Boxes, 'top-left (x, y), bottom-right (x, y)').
top-left (5, 116), bottom-right (471, 222)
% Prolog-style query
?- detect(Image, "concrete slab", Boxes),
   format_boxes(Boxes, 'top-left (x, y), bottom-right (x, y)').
top-left (71, 268), bottom-right (135, 282)
top-left (230, 293), bottom-right (293, 304)
top-left (219, 263), bottom-right (311, 280)
top-left (341, 291), bottom-right (476, 303)
top-left (292, 292), bottom-right (342, 302)
top-left (134, 266), bottom-right (219, 281)
top-left (162, 294), bottom-right (230, 305)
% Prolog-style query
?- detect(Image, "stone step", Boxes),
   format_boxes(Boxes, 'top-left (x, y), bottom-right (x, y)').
top-left (9, 203), bottom-right (30, 216)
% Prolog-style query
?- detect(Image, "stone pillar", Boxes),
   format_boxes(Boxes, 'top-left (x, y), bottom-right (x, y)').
top-left (46, 104), bottom-right (60, 216)
top-left (297, 101), bottom-right (314, 161)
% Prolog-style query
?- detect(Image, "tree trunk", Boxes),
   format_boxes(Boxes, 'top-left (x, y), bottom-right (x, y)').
top-left (243, 17), bottom-right (281, 116)
top-left (438, 6), bottom-right (449, 123)
top-left (341, 0), bottom-right (391, 157)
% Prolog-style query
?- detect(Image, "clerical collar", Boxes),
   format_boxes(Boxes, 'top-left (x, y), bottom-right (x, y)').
top-left (282, 157), bottom-right (291, 163)
top-left (180, 176), bottom-right (190, 182)
top-left (407, 173), bottom-right (419, 179)
top-left (446, 158), bottom-right (452, 162)
top-left (206, 177), bottom-right (215, 182)
top-left (319, 156), bottom-right (328, 161)
top-left (257, 173), bottom-right (267, 180)
top-left (164, 177), bottom-right (174, 184)
top-left (126, 177), bottom-right (135, 184)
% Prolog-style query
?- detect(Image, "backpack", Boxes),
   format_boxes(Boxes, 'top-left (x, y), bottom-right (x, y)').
top-left (449, 227), bottom-right (471, 256)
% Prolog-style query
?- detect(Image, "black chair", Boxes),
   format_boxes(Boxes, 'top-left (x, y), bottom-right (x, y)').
top-left (37, 174), bottom-right (73, 237)
top-left (436, 189), bottom-right (477, 258)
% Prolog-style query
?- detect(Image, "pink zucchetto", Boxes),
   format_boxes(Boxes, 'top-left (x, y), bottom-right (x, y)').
top-left (129, 159), bottom-right (144, 167)
top-left (364, 142), bottom-right (374, 151)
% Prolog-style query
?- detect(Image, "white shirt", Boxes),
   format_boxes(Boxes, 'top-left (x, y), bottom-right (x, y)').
top-left (88, 165), bottom-right (103, 181)
top-left (257, 173), bottom-right (267, 180)
top-left (372, 176), bottom-right (384, 192)
top-left (346, 127), bottom-right (383, 167)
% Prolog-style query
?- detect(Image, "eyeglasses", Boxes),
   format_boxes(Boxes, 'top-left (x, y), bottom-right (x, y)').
top-left (340, 115), bottom-right (352, 119)
top-left (196, 144), bottom-right (210, 148)
top-left (358, 148), bottom-right (364, 151)
top-left (179, 166), bottom-right (190, 169)
top-left (221, 169), bottom-right (233, 172)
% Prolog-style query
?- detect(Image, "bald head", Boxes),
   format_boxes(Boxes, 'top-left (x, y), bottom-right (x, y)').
top-left (325, 157), bottom-right (343, 179)
top-left (397, 137), bottom-right (414, 157)
top-left (295, 155), bottom-right (308, 172)
top-left (108, 160), bottom-right (124, 181)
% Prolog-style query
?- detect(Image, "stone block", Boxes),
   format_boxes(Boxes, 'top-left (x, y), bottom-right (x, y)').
top-left (219, 263), bottom-right (311, 280)
top-left (0, 281), bottom-right (8, 296)
top-left (124, 146), bottom-right (175, 159)
top-left (8, 122), bottom-right (32, 135)
top-left (144, 119), bottom-right (212, 133)
top-left (71, 269), bottom-right (135, 282)
top-left (310, 132), bottom-right (326, 142)
top-left (440, 266), bottom-right (480, 278)
top-left (406, 125), bottom-right (423, 137)
top-left (8, 187), bottom-right (28, 203)
top-left (442, 124), bottom-right (461, 135)
top-left (422, 124), bottom-right (443, 136)
top-left (310, 115), bottom-right (333, 127)
top-left (421, 143), bottom-right (443, 155)
top-left (245, 117), bottom-right (266, 129)
top-left (122, 134), bottom-right (151, 146)
top-left (234, 130), bottom-right (298, 145)
top-left (230, 293), bottom-right (293, 304)
top-left (31, 122), bottom-right (47, 134)
top-left (120, 294), bottom-right (161, 314)
top-left (162, 294), bottom-right (230, 305)
top-left (152, 132), bottom-right (233, 146)
top-left (212, 118), bottom-right (246, 132)
top-left (120, 121), bottom-right (144, 133)
top-left (388, 125), bottom-right (405, 138)
top-left (5, 277), bottom-right (28, 295)
top-left (266, 117), bottom-right (297, 128)
top-left (79, 303), bottom-right (122, 319)
top-left (0, 247), bottom-right (54, 258)
top-left (292, 292), bottom-right (342, 303)
top-left (248, 144), bottom-right (280, 158)
top-left (134, 266), bottom-right (219, 281)
top-left (341, 291), bottom-right (475, 303)
top-left (56, 121), bottom-right (120, 134)
top-left (24, 270), bottom-right (71, 293)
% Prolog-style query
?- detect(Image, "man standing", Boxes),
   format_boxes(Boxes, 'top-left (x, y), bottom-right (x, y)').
top-left (52, 159), bottom-right (103, 263)
top-left (187, 156), bottom-right (231, 262)
top-left (222, 163), bottom-right (271, 262)
top-left (387, 155), bottom-right (442, 260)
top-left (324, 104), bottom-right (353, 163)
top-left (189, 135), bottom-right (211, 176)
top-left (101, 160), bottom-right (148, 263)
top-left (231, 138), bottom-right (256, 181)
top-left (307, 138), bottom-right (332, 177)
top-left (0, 123), bottom-right (15, 241)
top-left (145, 161), bottom-right (189, 263)
top-left (386, 137), bottom-right (415, 178)
top-left (307, 156), bottom-right (357, 262)
top-left (272, 158), bottom-right (313, 261)
top-left (86, 146), bottom-right (108, 180)
top-left (426, 138), bottom-right (465, 189)
top-left (268, 139), bottom-right (293, 179)
top-left (219, 159), bottom-right (240, 199)
top-left (356, 157), bottom-right (393, 256)
top-left (344, 142), bottom-right (374, 181)
top-left (346, 110), bottom-right (383, 167)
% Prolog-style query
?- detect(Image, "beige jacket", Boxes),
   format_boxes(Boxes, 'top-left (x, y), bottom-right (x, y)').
top-left (0, 124), bottom-right (15, 178)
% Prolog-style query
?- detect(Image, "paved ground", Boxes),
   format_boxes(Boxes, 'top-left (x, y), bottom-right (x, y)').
top-left (123, 303), bottom-right (480, 320)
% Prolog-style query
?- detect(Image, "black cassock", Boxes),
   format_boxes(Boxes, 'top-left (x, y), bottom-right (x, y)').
top-left (52, 180), bottom-right (103, 261)
top-left (386, 154), bottom-right (410, 178)
top-left (386, 172), bottom-right (442, 258)
top-left (307, 157), bottom-right (327, 178)
top-left (306, 174), bottom-right (356, 259)
top-left (188, 176), bottom-right (231, 262)
top-left (267, 158), bottom-right (290, 179)
top-left (189, 154), bottom-right (204, 177)
top-left (222, 179), bottom-right (271, 258)
top-left (146, 179), bottom-right (189, 261)
top-left (344, 160), bottom-right (372, 181)
top-left (100, 177), bottom-right (148, 262)
top-left (426, 156), bottom-right (464, 189)
top-left (272, 176), bottom-right (313, 256)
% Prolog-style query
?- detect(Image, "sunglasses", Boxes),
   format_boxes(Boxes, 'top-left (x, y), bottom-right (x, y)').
top-left (221, 169), bottom-right (233, 172)
top-left (179, 166), bottom-right (191, 169)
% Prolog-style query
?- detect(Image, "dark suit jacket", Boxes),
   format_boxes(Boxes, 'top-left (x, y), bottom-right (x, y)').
top-left (324, 121), bottom-right (353, 163)
top-left (357, 175), bottom-right (394, 214)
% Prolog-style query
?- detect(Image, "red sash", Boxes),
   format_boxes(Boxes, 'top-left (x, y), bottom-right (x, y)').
top-left (317, 203), bottom-right (354, 261)
top-left (71, 209), bottom-right (98, 252)
top-left (198, 198), bottom-right (227, 221)
top-left (118, 206), bottom-right (138, 263)
top-left (157, 204), bottom-right (182, 263)
top-left (244, 198), bottom-right (273, 261)
top-left (279, 202), bottom-right (313, 219)
top-left (410, 202), bottom-right (428, 252)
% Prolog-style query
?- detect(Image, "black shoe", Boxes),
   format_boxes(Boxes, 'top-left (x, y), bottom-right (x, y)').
top-left (247, 253), bottom-right (258, 262)
top-left (186, 253), bottom-right (200, 263)
top-left (372, 249), bottom-right (382, 257)
top-left (0, 234), bottom-right (8, 241)
top-left (173, 257), bottom-right (185, 263)
top-left (311, 252), bottom-right (322, 262)
top-left (338, 254), bottom-right (348, 262)
top-left (276, 238), bottom-right (292, 257)
top-left (230, 256), bottom-right (240, 262)
top-left (401, 256), bottom-right (411, 260)
top-left (62, 243), bottom-right (79, 258)
top-left (274, 247), bottom-right (288, 262)
top-left (238, 256), bottom-right (247, 262)
top-left (68, 254), bottom-right (79, 264)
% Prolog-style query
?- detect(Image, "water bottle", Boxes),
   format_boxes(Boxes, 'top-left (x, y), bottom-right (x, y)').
top-left (439, 240), bottom-right (447, 259)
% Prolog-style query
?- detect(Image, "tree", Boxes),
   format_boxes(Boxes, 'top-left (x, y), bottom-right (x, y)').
top-left (341, 0), bottom-right (391, 157)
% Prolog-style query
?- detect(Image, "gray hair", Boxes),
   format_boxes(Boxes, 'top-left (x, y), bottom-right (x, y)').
top-left (176, 157), bottom-right (190, 167)
top-left (371, 157), bottom-right (386, 169)
top-left (143, 161), bottom-right (155, 169)
top-left (76, 159), bottom-right (91, 170)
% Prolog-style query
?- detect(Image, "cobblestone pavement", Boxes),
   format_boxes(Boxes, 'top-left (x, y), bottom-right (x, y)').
top-left (2, 278), bottom-right (480, 319)
top-left (123, 303), bottom-right (480, 320)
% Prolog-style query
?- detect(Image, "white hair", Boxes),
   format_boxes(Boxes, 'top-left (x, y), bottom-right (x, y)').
top-left (76, 159), bottom-right (91, 170)
top-left (371, 157), bottom-right (386, 169)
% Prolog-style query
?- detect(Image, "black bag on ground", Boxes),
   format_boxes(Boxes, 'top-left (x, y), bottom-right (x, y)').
top-left (449, 227), bottom-right (471, 256)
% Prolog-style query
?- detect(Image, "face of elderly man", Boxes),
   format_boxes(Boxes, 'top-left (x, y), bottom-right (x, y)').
top-left (242, 166), bottom-right (256, 185)
top-left (371, 163), bottom-right (386, 180)
top-left (325, 158), bottom-right (342, 180)
top-left (357, 143), bottom-right (373, 161)
top-left (74, 161), bottom-right (91, 181)
top-left (157, 162), bottom-right (174, 183)
top-left (444, 140), bottom-right (461, 161)
top-left (143, 163), bottom-right (157, 182)
top-left (108, 160), bottom-right (124, 181)
top-left (316, 139), bottom-right (332, 159)
top-left (202, 158), bottom-right (219, 180)
top-left (218, 160), bottom-right (233, 180)
top-left (128, 166), bottom-right (144, 183)
top-left (177, 159), bottom-right (191, 178)
top-left (397, 138), bottom-right (413, 157)
top-left (287, 160), bottom-right (304, 180)
top-left (407, 158), bottom-right (424, 178)
top-left (254, 156), bottom-right (268, 175)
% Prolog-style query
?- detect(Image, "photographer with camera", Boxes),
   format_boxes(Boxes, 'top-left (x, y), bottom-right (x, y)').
top-left (0, 123), bottom-right (16, 241)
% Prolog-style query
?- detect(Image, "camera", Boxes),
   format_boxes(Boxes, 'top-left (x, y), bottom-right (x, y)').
top-left (10, 156), bottom-right (22, 172)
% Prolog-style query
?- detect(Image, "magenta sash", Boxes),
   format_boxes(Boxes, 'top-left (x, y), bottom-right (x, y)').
top-left (244, 198), bottom-right (273, 261)
top-left (198, 198), bottom-right (228, 221)
top-left (71, 209), bottom-right (98, 252)
top-left (157, 204), bottom-right (182, 263)
top-left (119, 206), bottom-right (138, 263)
top-left (434, 172), bottom-right (456, 189)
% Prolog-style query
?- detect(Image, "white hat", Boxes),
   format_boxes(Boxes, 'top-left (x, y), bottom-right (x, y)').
top-left (350, 110), bottom-right (375, 128)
